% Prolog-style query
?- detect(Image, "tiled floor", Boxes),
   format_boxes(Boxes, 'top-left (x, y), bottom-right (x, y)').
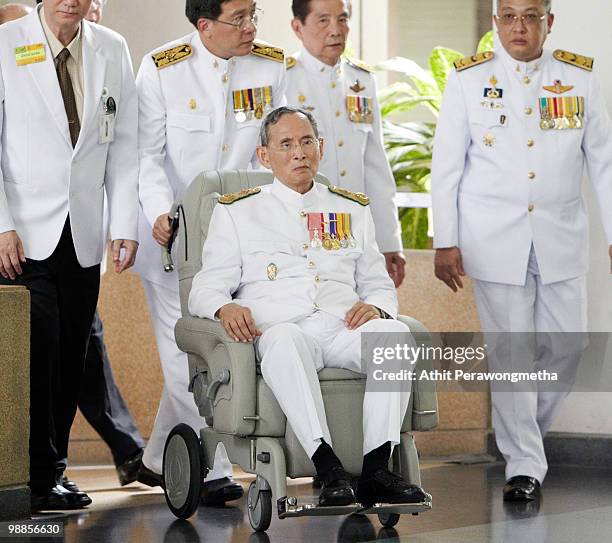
top-left (30, 461), bottom-right (612, 542)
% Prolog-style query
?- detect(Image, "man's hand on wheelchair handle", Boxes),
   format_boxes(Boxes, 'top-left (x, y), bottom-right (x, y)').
top-left (217, 303), bottom-right (262, 343)
top-left (153, 213), bottom-right (173, 247)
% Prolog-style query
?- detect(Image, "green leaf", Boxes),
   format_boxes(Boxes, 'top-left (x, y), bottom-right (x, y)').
top-left (377, 57), bottom-right (441, 102)
top-left (477, 30), bottom-right (494, 54)
top-left (429, 46), bottom-right (464, 94)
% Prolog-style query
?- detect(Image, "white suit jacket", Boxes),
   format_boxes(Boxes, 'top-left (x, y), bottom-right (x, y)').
top-left (286, 48), bottom-right (402, 253)
top-left (189, 179), bottom-right (397, 331)
top-left (135, 32), bottom-right (287, 286)
top-left (0, 8), bottom-right (139, 267)
top-left (432, 46), bottom-right (612, 285)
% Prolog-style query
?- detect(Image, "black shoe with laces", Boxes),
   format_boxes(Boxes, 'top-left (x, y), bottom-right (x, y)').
top-left (357, 468), bottom-right (430, 506)
top-left (318, 466), bottom-right (357, 507)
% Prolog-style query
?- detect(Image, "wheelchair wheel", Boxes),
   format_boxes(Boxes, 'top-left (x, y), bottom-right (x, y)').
top-left (163, 423), bottom-right (203, 519)
top-left (247, 480), bottom-right (272, 532)
top-left (378, 512), bottom-right (400, 527)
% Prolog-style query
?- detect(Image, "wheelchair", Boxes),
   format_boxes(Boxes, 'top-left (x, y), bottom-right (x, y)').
top-left (161, 170), bottom-right (439, 532)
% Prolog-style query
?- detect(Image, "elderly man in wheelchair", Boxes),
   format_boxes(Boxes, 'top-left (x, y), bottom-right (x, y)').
top-left (187, 106), bottom-right (431, 512)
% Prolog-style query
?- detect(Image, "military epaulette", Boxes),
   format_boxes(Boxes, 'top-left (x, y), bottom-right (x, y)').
top-left (218, 187), bottom-right (261, 205)
top-left (454, 51), bottom-right (494, 72)
top-left (152, 44), bottom-right (192, 70)
top-left (346, 57), bottom-right (374, 73)
top-left (328, 186), bottom-right (369, 206)
top-left (553, 49), bottom-right (594, 71)
top-left (251, 41), bottom-right (284, 63)
top-left (285, 56), bottom-right (297, 70)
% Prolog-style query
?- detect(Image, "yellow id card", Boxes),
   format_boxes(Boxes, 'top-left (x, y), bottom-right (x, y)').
top-left (15, 43), bottom-right (46, 66)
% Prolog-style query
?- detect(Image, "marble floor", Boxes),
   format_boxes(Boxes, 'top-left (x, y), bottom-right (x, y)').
top-left (29, 461), bottom-right (612, 543)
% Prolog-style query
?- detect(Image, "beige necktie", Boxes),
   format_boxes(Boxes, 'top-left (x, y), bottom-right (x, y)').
top-left (55, 48), bottom-right (80, 147)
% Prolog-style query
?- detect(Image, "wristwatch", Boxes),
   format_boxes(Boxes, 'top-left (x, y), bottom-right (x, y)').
top-left (375, 307), bottom-right (392, 319)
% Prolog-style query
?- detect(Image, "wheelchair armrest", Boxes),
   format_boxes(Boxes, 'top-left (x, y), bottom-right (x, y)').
top-left (397, 315), bottom-right (439, 432)
top-left (175, 316), bottom-right (258, 436)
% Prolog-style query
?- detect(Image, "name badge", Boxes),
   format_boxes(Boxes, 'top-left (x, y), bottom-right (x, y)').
top-left (15, 43), bottom-right (46, 66)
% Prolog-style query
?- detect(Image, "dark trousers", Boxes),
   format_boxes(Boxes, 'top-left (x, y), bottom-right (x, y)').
top-left (0, 219), bottom-right (100, 490)
top-left (74, 310), bottom-right (144, 466)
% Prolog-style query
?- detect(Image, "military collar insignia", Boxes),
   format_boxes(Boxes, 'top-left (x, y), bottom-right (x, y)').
top-left (152, 44), bottom-right (193, 70)
top-left (218, 187), bottom-right (261, 205)
top-left (350, 79), bottom-right (365, 93)
top-left (454, 51), bottom-right (494, 72)
top-left (543, 80), bottom-right (574, 94)
top-left (328, 186), bottom-right (369, 206)
top-left (553, 49), bottom-right (594, 71)
top-left (251, 41), bottom-right (285, 63)
top-left (285, 56), bottom-right (297, 70)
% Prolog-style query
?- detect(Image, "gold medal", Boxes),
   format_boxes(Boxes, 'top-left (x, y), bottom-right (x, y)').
top-left (322, 235), bottom-right (334, 251)
top-left (331, 234), bottom-right (341, 250)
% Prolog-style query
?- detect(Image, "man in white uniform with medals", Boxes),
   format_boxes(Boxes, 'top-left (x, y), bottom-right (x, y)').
top-left (432, 0), bottom-right (612, 501)
top-left (135, 0), bottom-right (286, 504)
top-left (189, 107), bottom-right (430, 507)
top-left (285, 0), bottom-right (405, 287)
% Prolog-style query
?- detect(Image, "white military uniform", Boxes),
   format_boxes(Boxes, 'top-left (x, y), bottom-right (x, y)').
top-left (136, 32), bottom-right (287, 477)
top-left (285, 47), bottom-right (402, 254)
top-left (189, 180), bottom-right (413, 458)
top-left (432, 46), bottom-right (612, 483)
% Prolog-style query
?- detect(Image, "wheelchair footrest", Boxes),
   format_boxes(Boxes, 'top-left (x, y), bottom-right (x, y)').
top-left (358, 496), bottom-right (432, 516)
top-left (277, 495), bottom-right (432, 519)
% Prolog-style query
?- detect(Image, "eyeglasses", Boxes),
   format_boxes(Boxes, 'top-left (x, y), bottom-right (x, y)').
top-left (495, 13), bottom-right (547, 27)
top-left (212, 8), bottom-right (262, 31)
top-left (267, 137), bottom-right (321, 153)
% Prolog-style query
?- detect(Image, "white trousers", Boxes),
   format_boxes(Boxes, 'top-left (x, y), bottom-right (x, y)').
top-left (141, 278), bottom-right (232, 480)
top-left (473, 247), bottom-right (587, 483)
top-left (257, 312), bottom-right (413, 459)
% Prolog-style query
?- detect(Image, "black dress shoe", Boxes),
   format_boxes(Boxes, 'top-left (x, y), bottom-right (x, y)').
top-left (200, 478), bottom-right (244, 506)
top-left (137, 464), bottom-right (164, 488)
top-left (56, 477), bottom-right (92, 508)
top-left (357, 468), bottom-right (429, 506)
top-left (503, 476), bottom-right (541, 502)
top-left (116, 449), bottom-right (144, 486)
top-left (318, 466), bottom-right (356, 507)
top-left (31, 485), bottom-right (91, 511)
top-left (60, 476), bottom-right (80, 493)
